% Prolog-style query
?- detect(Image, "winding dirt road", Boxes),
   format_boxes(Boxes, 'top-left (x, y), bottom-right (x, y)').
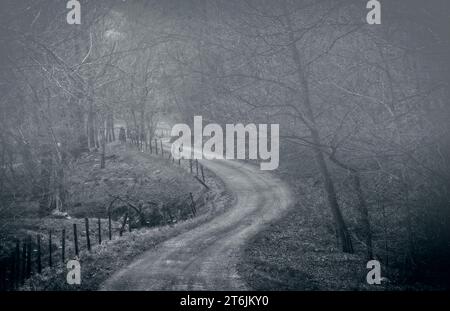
top-left (101, 158), bottom-right (293, 290)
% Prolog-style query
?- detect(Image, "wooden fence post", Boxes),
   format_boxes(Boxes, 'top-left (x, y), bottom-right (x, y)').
top-left (48, 230), bottom-right (52, 267)
top-left (155, 139), bottom-right (158, 155)
top-left (201, 165), bottom-right (205, 182)
top-left (160, 140), bottom-right (164, 157)
top-left (98, 218), bottom-right (102, 245)
top-left (196, 159), bottom-right (199, 176)
top-left (73, 223), bottom-right (79, 257)
top-left (85, 218), bottom-right (91, 251)
top-left (189, 192), bottom-right (197, 217)
top-left (189, 159), bottom-right (193, 173)
top-left (61, 229), bottom-right (66, 263)
top-left (108, 212), bottom-right (112, 240)
top-left (149, 140), bottom-right (153, 153)
top-left (37, 234), bottom-right (41, 274)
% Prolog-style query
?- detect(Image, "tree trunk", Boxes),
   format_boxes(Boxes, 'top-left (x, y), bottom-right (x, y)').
top-left (94, 117), bottom-right (100, 149)
top-left (328, 152), bottom-right (373, 258)
top-left (72, 33), bottom-right (88, 152)
top-left (87, 101), bottom-right (95, 150)
top-left (55, 151), bottom-right (65, 213)
top-left (284, 4), bottom-right (353, 253)
top-left (140, 108), bottom-right (145, 151)
top-left (67, 96), bottom-right (88, 156)
top-left (352, 172), bottom-right (373, 259)
top-left (106, 112), bottom-right (115, 142)
top-left (311, 135), bottom-right (354, 253)
top-left (101, 126), bottom-right (106, 169)
top-left (38, 145), bottom-right (52, 217)
top-left (19, 141), bottom-right (38, 194)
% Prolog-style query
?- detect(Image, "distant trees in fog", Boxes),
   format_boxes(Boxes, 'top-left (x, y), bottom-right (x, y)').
top-left (0, 0), bottom-right (449, 283)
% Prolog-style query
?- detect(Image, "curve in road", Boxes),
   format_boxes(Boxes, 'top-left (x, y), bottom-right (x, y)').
top-left (101, 158), bottom-right (293, 290)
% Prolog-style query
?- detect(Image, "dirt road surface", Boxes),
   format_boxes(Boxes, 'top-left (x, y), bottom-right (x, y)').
top-left (101, 158), bottom-right (293, 290)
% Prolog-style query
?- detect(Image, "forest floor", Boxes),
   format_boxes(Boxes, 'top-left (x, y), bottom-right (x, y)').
top-left (236, 175), bottom-right (440, 291)
top-left (0, 142), bottom-right (231, 290)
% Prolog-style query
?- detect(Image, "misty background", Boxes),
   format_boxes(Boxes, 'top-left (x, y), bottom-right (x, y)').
top-left (0, 0), bottom-right (449, 290)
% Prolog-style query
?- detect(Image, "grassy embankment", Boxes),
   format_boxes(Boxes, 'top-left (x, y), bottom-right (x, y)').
top-left (0, 142), bottom-right (231, 290)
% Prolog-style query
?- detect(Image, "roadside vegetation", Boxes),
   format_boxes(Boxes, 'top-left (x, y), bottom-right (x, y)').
top-left (0, 142), bottom-right (230, 290)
